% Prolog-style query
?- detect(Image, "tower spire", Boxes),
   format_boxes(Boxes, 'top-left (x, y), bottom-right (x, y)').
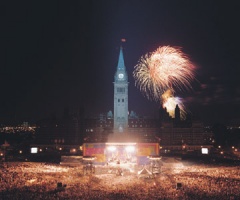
top-left (117, 46), bottom-right (126, 70)
top-left (113, 42), bottom-right (129, 132)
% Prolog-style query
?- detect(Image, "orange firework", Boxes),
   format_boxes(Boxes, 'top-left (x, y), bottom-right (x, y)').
top-left (161, 89), bottom-right (187, 119)
top-left (133, 46), bottom-right (195, 101)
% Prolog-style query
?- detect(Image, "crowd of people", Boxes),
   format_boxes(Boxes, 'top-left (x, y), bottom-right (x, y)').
top-left (0, 160), bottom-right (239, 199)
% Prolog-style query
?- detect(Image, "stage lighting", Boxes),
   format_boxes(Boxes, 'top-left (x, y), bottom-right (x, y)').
top-left (125, 146), bottom-right (135, 153)
top-left (107, 146), bottom-right (116, 152)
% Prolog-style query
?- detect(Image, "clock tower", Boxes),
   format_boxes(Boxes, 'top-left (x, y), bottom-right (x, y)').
top-left (114, 46), bottom-right (128, 133)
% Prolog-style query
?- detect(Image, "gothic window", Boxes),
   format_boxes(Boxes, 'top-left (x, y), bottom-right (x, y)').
top-left (118, 99), bottom-right (120, 102)
top-left (122, 99), bottom-right (124, 102)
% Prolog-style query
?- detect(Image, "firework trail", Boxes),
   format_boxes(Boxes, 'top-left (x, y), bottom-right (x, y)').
top-left (133, 46), bottom-right (195, 101)
top-left (161, 89), bottom-right (187, 119)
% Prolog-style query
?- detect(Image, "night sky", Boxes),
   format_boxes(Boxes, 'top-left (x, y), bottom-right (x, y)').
top-left (1, 0), bottom-right (240, 125)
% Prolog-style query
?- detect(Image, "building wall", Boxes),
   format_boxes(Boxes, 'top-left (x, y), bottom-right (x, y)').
top-left (159, 121), bottom-right (213, 146)
top-left (114, 82), bottom-right (128, 131)
top-left (35, 115), bottom-right (84, 145)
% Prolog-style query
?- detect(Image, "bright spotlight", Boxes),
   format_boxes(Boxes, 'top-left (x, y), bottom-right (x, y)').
top-left (201, 148), bottom-right (209, 154)
top-left (107, 146), bottom-right (116, 152)
top-left (125, 146), bottom-right (135, 153)
top-left (31, 147), bottom-right (38, 154)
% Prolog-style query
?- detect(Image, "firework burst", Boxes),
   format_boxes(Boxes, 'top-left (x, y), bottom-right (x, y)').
top-left (161, 89), bottom-right (187, 119)
top-left (133, 46), bottom-right (195, 101)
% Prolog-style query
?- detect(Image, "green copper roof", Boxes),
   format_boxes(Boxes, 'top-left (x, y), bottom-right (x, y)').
top-left (117, 46), bottom-right (126, 70)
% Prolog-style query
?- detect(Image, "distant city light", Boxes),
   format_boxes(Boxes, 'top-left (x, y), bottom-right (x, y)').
top-left (70, 148), bottom-right (76, 153)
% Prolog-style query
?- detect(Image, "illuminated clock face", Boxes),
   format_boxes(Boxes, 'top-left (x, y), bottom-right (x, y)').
top-left (118, 73), bottom-right (124, 79)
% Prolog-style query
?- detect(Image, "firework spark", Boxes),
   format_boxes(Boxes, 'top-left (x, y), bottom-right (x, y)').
top-left (133, 46), bottom-right (195, 101)
top-left (161, 89), bottom-right (187, 119)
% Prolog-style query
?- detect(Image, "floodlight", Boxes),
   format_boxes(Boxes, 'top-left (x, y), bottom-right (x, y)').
top-left (201, 148), bottom-right (208, 154)
top-left (125, 146), bottom-right (135, 152)
top-left (107, 146), bottom-right (116, 151)
top-left (31, 147), bottom-right (38, 154)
